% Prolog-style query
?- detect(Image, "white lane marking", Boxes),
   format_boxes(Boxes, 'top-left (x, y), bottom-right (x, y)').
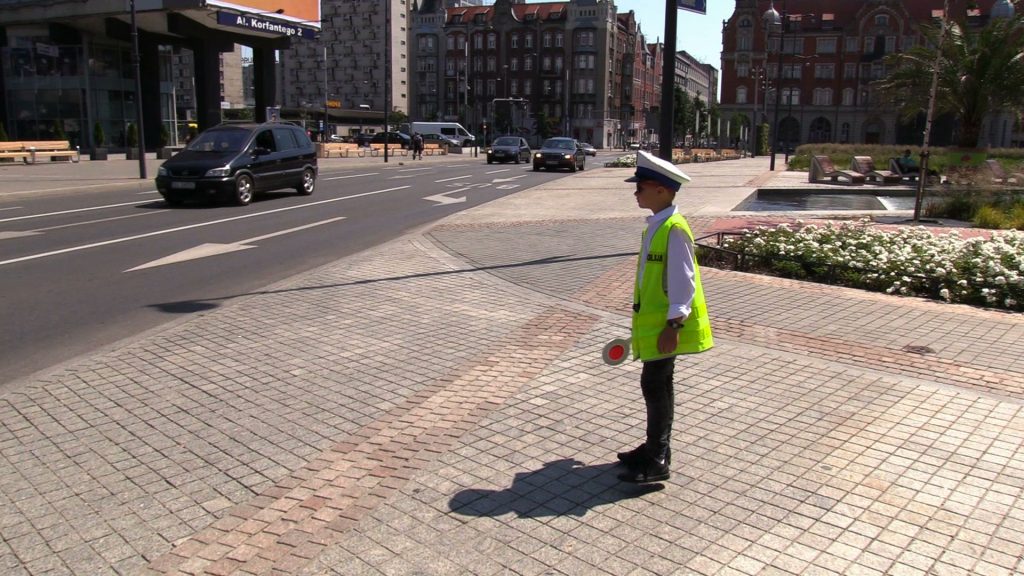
top-left (0, 186), bottom-right (410, 268)
top-left (435, 175), bottom-right (472, 183)
top-left (137, 190), bottom-right (160, 195)
top-left (0, 207), bottom-right (23, 212)
top-left (0, 200), bottom-right (156, 224)
top-left (423, 191), bottom-right (466, 205)
top-left (125, 217), bottom-right (347, 272)
top-left (0, 210), bottom-right (169, 241)
top-left (396, 167), bottom-right (433, 173)
top-left (485, 169), bottom-right (511, 174)
top-left (492, 175), bottom-right (527, 183)
top-left (324, 172), bottom-right (380, 181)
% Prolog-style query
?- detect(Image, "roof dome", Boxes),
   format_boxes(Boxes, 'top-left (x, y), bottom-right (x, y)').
top-left (991, 0), bottom-right (1016, 19)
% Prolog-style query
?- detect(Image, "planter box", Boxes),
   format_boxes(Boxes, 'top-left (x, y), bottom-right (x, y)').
top-left (126, 148), bottom-right (140, 160)
top-left (89, 148), bottom-right (108, 161)
top-left (158, 146), bottom-right (184, 160)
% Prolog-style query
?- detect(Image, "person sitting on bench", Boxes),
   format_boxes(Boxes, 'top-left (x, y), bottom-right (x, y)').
top-left (897, 149), bottom-right (919, 175)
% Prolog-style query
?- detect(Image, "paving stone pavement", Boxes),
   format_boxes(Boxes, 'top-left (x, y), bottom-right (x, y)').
top-left (1, 156), bottom-right (1023, 575)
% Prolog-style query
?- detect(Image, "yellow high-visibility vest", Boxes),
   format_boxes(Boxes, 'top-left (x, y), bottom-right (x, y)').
top-left (631, 213), bottom-right (714, 361)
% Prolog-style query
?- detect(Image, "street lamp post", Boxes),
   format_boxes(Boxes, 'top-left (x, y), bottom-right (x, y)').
top-left (322, 45), bottom-right (328, 141)
top-left (764, 0), bottom-right (784, 171)
top-left (358, 103), bottom-right (370, 142)
top-left (129, 0), bottom-right (146, 178)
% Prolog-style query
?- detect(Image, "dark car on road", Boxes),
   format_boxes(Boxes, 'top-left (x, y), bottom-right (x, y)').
top-left (579, 142), bottom-right (597, 156)
top-left (422, 133), bottom-right (460, 148)
top-left (370, 131), bottom-right (412, 149)
top-left (156, 122), bottom-right (317, 206)
top-left (532, 137), bottom-right (586, 172)
top-left (486, 136), bottom-right (531, 164)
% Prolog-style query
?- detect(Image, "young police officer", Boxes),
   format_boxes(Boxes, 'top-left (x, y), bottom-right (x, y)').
top-left (618, 151), bottom-right (714, 483)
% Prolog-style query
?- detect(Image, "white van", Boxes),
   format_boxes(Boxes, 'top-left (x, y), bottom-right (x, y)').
top-left (409, 122), bottom-right (475, 147)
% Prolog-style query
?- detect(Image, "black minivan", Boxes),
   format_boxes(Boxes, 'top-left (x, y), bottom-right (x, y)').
top-left (156, 122), bottom-right (317, 206)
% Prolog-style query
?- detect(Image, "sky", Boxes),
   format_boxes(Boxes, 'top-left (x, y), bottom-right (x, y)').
top-left (612, 0), bottom-right (734, 67)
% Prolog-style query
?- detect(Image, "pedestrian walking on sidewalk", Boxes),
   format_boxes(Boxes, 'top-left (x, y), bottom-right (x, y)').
top-left (617, 150), bottom-right (714, 483)
top-left (412, 132), bottom-right (424, 160)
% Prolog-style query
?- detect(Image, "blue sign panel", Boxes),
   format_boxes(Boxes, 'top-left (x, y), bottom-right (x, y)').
top-left (216, 12), bottom-right (317, 39)
top-left (677, 0), bottom-right (707, 15)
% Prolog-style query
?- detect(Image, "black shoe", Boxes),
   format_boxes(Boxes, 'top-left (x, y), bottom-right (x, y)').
top-left (617, 445), bottom-right (671, 468)
top-left (617, 444), bottom-right (646, 468)
top-left (618, 458), bottom-right (670, 483)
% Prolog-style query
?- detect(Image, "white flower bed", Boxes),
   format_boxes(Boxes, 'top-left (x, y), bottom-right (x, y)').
top-left (718, 220), bottom-right (1024, 311)
top-left (604, 154), bottom-right (637, 168)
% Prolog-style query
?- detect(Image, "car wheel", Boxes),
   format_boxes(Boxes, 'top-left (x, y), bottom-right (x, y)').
top-left (163, 196), bottom-right (183, 206)
top-left (296, 168), bottom-right (315, 196)
top-left (579, 158), bottom-right (585, 171)
top-left (533, 165), bottom-right (540, 171)
top-left (514, 155), bottom-right (520, 164)
top-left (234, 174), bottom-right (254, 206)
top-left (570, 161), bottom-right (577, 173)
top-left (487, 159), bottom-right (493, 164)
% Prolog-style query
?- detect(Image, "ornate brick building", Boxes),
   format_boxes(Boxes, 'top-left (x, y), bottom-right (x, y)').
top-left (410, 0), bottom-right (666, 148)
top-left (719, 0), bottom-right (1018, 151)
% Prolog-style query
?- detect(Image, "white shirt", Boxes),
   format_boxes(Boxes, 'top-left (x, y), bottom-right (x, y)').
top-left (637, 205), bottom-right (697, 321)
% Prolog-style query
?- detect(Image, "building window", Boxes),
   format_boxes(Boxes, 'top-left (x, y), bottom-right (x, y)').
top-left (511, 79), bottom-right (518, 95)
top-left (555, 56), bottom-right (563, 72)
top-left (842, 88), bottom-right (854, 106)
top-left (737, 33), bottom-right (752, 51)
top-left (736, 63), bottom-right (750, 78)
top-left (543, 56), bottom-right (552, 71)
top-left (487, 56), bottom-right (496, 72)
top-left (845, 37), bottom-right (859, 53)
top-left (525, 33), bottom-right (534, 49)
top-left (783, 88), bottom-right (799, 105)
top-left (844, 63), bottom-right (856, 79)
top-left (886, 36), bottom-right (896, 53)
top-left (487, 33), bottom-right (496, 49)
top-left (814, 64), bottom-right (834, 79)
top-left (510, 58), bottom-right (518, 72)
top-left (474, 34), bottom-right (482, 50)
top-left (511, 34), bottom-right (519, 49)
top-left (782, 64), bottom-right (802, 79)
top-left (816, 38), bottom-right (836, 54)
top-left (524, 57), bottom-right (533, 71)
top-left (739, 17), bottom-right (752, 28)
top-left (813, 88), bottom-right (832, 106)
top-left (875, 14), bottom-right (889, 26)
top-left (737, 86), bottom-right (748, 104)
top-left (524, 79), bottom-right (531, 95)
top-left (487, 79), bottom-right (495, 96)
top-left (447, 35), bottom-right (455, 50)
top-left (544, 32), bottom-right (552, 48)
top-left (556, 33), bottom-right (564, 48)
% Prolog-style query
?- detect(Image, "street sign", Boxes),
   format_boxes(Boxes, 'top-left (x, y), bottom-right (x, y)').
top-left (677, 0), bottom-right (706, 15)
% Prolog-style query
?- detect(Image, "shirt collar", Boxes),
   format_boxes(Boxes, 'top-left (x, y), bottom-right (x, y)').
top-left (646, 204), bottom-right (678, 228)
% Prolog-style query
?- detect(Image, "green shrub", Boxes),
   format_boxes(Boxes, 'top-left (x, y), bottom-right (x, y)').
top-left (126, 123), bottom-right (138, 148)
top-left (927, 193), bottom-right (979, 220)
top-left (52, 119), bottom-right (66, 140)
top-left (93, 122), bottom-right (105, 147)
top-left (1007, 202), bottom-right (1024, 230)
top-left (973, 205), bottom-right (1007, 229)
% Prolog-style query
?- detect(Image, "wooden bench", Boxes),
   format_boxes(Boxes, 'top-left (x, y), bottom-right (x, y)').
top-left (691, 148), bottom-right (718, 162)
top-left (0, 142), bottom-right (31, 163)
top-left (850, 156), bottom-right (901, 184)
top-left (983, 159), bottom-right (1024, 185)
top-left (0, 140), bottom-right (80, 163)
top-left (719, 149), bottom-right (741, 160)
top-left (318, 142), bottom-right (365, 158)
top-left (21, 140), bottom-right (80, 163)
top-left (810, 155), bottom-right (865, 184)
top-left (422, 143), bottom-right (446, 156)
top-left (368, 144), bottom-right (408, 157)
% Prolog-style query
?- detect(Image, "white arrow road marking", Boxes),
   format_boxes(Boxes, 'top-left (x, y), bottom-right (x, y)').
top-left (423, 191), bottom-right (466, 205)
top-left (0, 199), bottom-right (156, 223)
top-left (324, 172), bottom-right (379, 181)
top-left (0, 210), bottom-right (169, 241)
top-left (495, 184), bottom-right (521, 190)
top-left (125, 217), bottom-right (347, 272)
top-left (492, 175), bottom-right (527, 183)
top-left (435, 175), bottom-right (472, 183)
top-left (0, 186), bottom-right (409, 268)
top-left (485, 168), bottom-right (511, 174)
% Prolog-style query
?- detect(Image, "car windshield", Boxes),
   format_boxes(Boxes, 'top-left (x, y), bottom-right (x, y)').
top-left (493, 137), bottom-right (519, 146)
top-left (187, 128), bottom-right (250, 152)
top-left (543, 139), bottom-right (574, 150)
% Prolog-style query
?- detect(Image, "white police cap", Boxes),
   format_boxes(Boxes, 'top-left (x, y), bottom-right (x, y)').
top-left (625, 150), bottom-right (691, 191)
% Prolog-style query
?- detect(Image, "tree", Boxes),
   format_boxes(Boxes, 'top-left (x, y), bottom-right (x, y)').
top-left (673, 87), bottom-right (691, 139)
top-left (92, 122), bottom-right (105, 147)
top-left (126, 123), bottom-right (138, 148)
top-left (388, 109), bottom-right (409, 127)
top-left (876, 13), bottom-right (1024, 148)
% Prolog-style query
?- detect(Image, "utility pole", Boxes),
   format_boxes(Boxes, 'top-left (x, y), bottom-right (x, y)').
top-left (129, 0), bottom-right (146, 178)
top-left (384, 0), bottom-right (390, 163)
top-left (658, 0), bottom-right (677, 162)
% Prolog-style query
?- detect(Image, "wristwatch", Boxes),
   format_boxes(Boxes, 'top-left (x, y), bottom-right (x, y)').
top-left (666, 318), bottom-right (684, 330)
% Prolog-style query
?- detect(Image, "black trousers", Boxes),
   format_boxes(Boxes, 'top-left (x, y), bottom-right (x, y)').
top-left (640, 356), bottom-right (675, 462)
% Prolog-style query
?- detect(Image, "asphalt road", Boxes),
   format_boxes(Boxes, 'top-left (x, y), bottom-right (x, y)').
top-left (0, 154), bottom-right (607, 387)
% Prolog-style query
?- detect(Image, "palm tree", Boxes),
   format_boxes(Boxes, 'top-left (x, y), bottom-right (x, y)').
top-left (876, 12), bottom-right (1024, 148)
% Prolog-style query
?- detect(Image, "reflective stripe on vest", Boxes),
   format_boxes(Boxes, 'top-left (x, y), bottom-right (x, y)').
top-left (631, 213), bottom-right (714, 361)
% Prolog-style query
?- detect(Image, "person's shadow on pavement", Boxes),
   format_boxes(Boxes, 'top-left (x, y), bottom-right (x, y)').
top-left (448, 458), bottom-right (664, 518)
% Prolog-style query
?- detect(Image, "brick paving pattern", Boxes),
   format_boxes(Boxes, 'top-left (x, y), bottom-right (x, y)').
top-left (1, 157), bottom-right (1022, 575)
